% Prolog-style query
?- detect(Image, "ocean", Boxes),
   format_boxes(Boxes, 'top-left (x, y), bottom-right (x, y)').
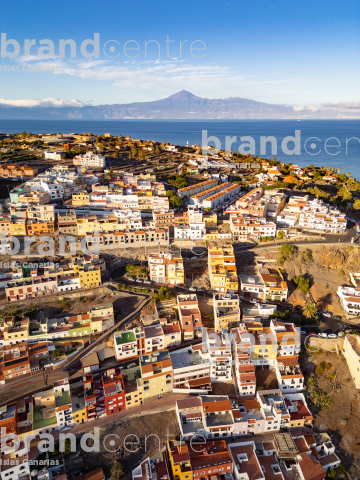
top-left (0, 119), bottom-right (359, 177)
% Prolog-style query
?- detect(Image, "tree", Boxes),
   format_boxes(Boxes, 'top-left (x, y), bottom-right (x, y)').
top-left (293, 275), bottom-right (310, 294)
top-left (302, 301), bottom-right (318, 320)
top-left (338, 186), bottom-right (352, 201)
top-left (277, 231), bottom-right (284, 239)
top-left (353, 199), bottom-right (360, 210)
top-left (169, 195), bottom-right (182, 207)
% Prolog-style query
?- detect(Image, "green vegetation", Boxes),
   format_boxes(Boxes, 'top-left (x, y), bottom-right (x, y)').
top-left (166, 190), bottom-right (182, 207)
top-left (302, 301), bottom-right (318, 320)
top-left (310, 389), bottom-right (334, 411)
top-left (326, 464), bottom-right (347, 479)
top-left (167, 174), bottom-right (188, 190)
top-left (272, 310), bottom-right (291, 321)
top-left (126, 264), bottom-right (147, 278)
top-left (307, 375), bottom-right (317, 387)
top-left (154, 286), bottom-right (173, 302)
top-left (293, 275), bottom-right (310, 294)
top-left (277, 244), bottom-right (295, 266)
top-left (260, 236), bottom-right (273, 242)
top-left (315, 361), bottom-right (332, 376)
top-left (53, 349), bottom-right (64, 358)
top-left (277, 231), bottom-right (284, 239)
top-left (300, 248), bottom-right (313, 263)
top-left (59, 298), bottom-right (71, 310)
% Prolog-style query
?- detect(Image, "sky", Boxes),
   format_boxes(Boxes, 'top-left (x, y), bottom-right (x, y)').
top-left (0, 0), bottom-right (360, 107)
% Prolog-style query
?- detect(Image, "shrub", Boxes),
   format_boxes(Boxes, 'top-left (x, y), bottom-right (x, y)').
top-left (293, 275), bottom-right (310, 294)
top-left (310, 389), bottom-right (334, 411)
top-left (60, 298), bottom-right (70, 310)
top-left (307, 375), bottom-right (317, 387)
top-left (300, 248), bottom-right (313, 263)
top-left (315, 362), bottom-right (332, 376)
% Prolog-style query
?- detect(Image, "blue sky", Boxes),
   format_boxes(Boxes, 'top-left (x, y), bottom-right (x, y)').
top-left (0, 0), bottom-right (360, 107)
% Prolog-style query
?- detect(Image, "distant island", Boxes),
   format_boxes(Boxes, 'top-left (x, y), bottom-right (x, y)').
top-left (1, 90), bottom-right (359, 120)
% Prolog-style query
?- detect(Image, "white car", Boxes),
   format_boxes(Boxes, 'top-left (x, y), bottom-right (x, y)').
top-left (318, 333), bottom-right (327, 338)
top-left (144, 280), bottom-right (151, 284)
top-left (249, 299), bottom-right (259, 304)
top-left (327, 334), bottom-right (338, 339)
top-left (191, 256), bottom-right (198, 260)
top-left (189, 287), bottom-right (197, 292)
top-left (322, 312), bottom-right (332, 317)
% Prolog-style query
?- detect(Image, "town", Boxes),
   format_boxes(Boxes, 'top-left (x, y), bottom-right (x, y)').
top-left (0, 131), bottom-right (359, 480)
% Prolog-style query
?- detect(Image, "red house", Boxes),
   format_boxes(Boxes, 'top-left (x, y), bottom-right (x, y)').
top-left (102, 368), bottom-right (125, 415)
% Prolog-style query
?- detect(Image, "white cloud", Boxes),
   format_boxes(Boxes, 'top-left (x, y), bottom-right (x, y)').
top-left (292, 102), bottom-right (360, 113)
top-left (0, 98), bottom-right (89, 108)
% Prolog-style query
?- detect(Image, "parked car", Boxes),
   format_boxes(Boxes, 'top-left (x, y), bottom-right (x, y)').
top-left (249, 299), bottom-right (259, 304)
top-left (322, 312), bottom-right (332, 317)
top-left (338, 331), bottom-right (345, 337)
top-left (136, 279), bottom-right (142, 283)
top-left (191, 256), bottom-right (198, 260)
top-left (333, 315), bottom-right (342, 321)
top-left (327, 334), bottom-right (338, 339)
top-left (318, 333), bottom-right (327, 338)
top-left (300, 330), bottom-right (307, 335)
top-left (189, 287), bottom-right (197, 292)
top-left (143, 280), bottom-right (151, 284)
top-left (310, 332), bottom-right (317, 336)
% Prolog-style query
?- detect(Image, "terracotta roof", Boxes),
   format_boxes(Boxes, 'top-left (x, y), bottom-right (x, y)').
top-left (177, 397), bottom-right (202, 410)
top-left (202, 399), bottom-right (231, 413)
top-left (244, 399), bottom-right (261, 410)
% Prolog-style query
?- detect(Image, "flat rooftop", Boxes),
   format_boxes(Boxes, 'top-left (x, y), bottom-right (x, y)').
top-left (170, 347), bottom-right (204, 369)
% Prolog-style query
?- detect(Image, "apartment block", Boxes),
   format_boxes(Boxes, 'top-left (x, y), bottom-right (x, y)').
top-left (337, 285), bottom-right (360, 316)
top-left (205, 330), bottom-right (232, 383)
top-left (57, 210), bottom-right (78, 236)
top-left (170, 345), bottom-right (211, 392)
top-left (148, 251), bottom-right (184, 286)
top-left (177, 294), bottom-right (203, 341)
top-left (208, 244), bottom-right (239, 294)
top-left (213, 293), bottom-right (240, 331)
top-left (270, 320), bottom-right (301, 357)
top-left (178, 178), bottom-right (218, 199)
top-left (298, 198), bottom-right (347, 233)
top-left (140, 350), bottom-right (173, 401)
top-left (275, 356), bottom-right (304, 393)
top-left (102, 368), bottom-right (125, 415)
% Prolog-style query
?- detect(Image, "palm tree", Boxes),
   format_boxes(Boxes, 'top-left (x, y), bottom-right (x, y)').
top-left (302, 301), bottom-right (318, 320)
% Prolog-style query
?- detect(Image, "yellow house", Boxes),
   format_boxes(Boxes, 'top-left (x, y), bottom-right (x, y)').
top-left (89, 304), bottom-right (114, 334)
top-left (11, 218), bottom-right (27, 236)
top-left (140, 350), bottom-right (173, 401)
top-left (205, 230), bottom-right (220, 241)
top-left (208, 244), bottom-right (238, 294)
top-left (77, 215), bottom-right (121, 235)
top-left (167, 256), bottom-right (184, 286)
top-left (78, 266), bottom-right (101, 288)
top-left (71, 395), bottom-right (87, 424)
top-left (104, 133), bottom-right (111, 138)
top-left (167, 440), bottom-right (192, 480)
top-left (204, 213), bottom-right (217, 228)
top-left (72, 192), bottom-right (90, 207)
top-left (250, 327), bottom-right (277, 363)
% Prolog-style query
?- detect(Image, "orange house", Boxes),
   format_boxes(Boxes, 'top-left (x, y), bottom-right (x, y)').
top-left (26, 221), bottom-right (55, 236)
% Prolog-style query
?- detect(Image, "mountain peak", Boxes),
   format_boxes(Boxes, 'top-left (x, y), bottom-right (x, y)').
top-left (165, 90), bottom-right (200, 101)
